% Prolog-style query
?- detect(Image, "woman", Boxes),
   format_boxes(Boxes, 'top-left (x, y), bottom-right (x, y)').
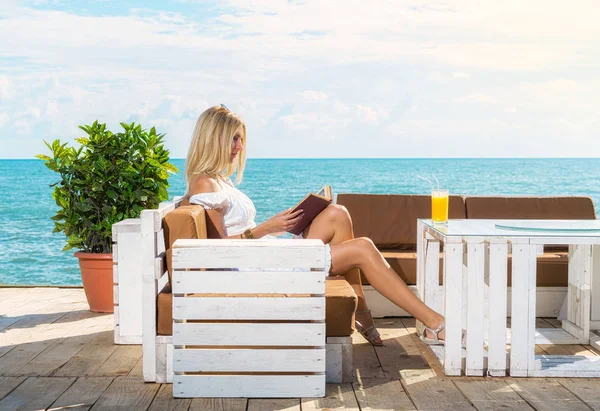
top-left (185, 104), bottom-right (446, 345)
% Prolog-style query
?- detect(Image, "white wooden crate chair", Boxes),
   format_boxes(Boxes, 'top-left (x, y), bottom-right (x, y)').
top-left (171, 238), bottom-right (327, 398)
top-left (141, 199), bottom-right (354, 394)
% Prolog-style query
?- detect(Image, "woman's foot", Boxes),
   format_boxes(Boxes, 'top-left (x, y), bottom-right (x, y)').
top-left (355, 309), bottom-right (384, 346)
top-left (422, 321), bottom-right (446, 345)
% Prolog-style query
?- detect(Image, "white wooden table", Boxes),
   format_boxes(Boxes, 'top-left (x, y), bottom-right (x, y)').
top-left (416, 219), bottom-right (600, 377)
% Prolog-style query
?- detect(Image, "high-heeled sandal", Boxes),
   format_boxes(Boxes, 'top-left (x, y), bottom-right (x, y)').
top-left (420, 322), bottom-right (466, 346)
top-left (355, 309), bottom-right (384, 346)
top-left (421, 322), bottom-right (445, 345)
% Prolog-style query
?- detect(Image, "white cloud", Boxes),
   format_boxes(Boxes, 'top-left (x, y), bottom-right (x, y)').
top-left (452, 72), bottom-right (471, 79)
top-left (0, 1), bottom-right (599, 158)
top-left (452, 94), bottom-right (499, 104)
top-left (0, 113), bottom-right (9, 128)
top-left (298, 91), bottom-right (329, 102)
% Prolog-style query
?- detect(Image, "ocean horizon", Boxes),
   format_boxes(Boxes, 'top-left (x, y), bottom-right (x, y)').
top-left (1, 158), bottom-right (599, 286)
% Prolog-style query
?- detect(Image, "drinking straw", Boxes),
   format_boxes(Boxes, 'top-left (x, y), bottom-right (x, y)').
top-left (417, 175), bottom-right (434, 191)
top-left (432, 173), bottom-right (440, 190)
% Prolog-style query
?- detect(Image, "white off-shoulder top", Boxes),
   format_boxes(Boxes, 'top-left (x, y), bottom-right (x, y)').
top-left (187, 176), bottom-right (332, 273)
top-left (188, 177), bottom-right (257, 237)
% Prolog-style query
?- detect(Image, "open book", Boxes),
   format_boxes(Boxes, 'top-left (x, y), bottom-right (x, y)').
top-left (288, 185), bottom-right (332, 235)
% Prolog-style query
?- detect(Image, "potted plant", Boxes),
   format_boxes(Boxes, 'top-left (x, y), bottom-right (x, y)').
top-left (36, 121), bottom-right (178, 312)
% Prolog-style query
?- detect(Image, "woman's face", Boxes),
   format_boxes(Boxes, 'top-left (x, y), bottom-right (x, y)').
top-left (230, 126), bottom-right (243, 163)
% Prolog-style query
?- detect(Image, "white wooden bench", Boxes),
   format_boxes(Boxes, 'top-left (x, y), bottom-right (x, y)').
top-left (137, 199), bottom-right (353, 393)
top-left (171, 239), bottom-right (327, 398)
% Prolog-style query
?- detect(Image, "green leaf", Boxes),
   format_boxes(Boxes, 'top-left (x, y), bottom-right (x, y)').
top-left (44, 120), bottom-right (174, 253)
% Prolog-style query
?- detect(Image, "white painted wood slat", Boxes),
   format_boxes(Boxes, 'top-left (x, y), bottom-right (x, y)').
top-left (154, 255), bottom-right (166, 280)
top-left (173, 348), bottom-right (325, 372)
top-left (141, 209), bottom-right (159, 382)
top-left (173, 375), bottom-right (326, 398)
top-left (466, 239), bottom-right (485, 376)
top-left (509, 240), bottom-right (534, 377)
top-left (487, 239), bottom-right (508, 376)
top-left (172, 239), bottom-right (326, 269)
top-left (173, 323), bottom-right (325, 347)
top-left (173, 297), bottom-right (325, 321)
top-left (172, 271), bottom-right (326, 294)
top-left (424, 240), bottom-right (440, 314)
top-left (443, 240), bottom-right (463, 376)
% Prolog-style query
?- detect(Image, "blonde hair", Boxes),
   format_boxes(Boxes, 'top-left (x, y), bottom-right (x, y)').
top-left (185, 105), bottom-right (247, 191)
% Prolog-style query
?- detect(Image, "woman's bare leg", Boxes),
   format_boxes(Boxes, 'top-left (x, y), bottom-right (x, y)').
top-left (329, 237), bottom-right (445, 335)
top-left (303, 204), bottom-right (383, 344)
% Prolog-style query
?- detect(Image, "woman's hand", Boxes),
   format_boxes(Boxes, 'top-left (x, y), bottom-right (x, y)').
top-left (262, 208), bottom-right (304, 235)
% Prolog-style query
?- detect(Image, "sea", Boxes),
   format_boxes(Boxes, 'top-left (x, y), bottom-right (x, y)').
top-left (1, 158), bottom-right (599, 286)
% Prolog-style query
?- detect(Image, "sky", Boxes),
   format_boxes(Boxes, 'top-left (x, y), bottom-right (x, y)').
top-left (0, 0), bottom-right (599, 159)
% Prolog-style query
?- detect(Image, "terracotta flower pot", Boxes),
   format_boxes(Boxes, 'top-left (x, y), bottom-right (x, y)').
top-left (74, 252), bottom-right (114, 313)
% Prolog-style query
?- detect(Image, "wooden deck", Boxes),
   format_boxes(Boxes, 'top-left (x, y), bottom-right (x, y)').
top-left (2, 288), bottom-right (600, 411)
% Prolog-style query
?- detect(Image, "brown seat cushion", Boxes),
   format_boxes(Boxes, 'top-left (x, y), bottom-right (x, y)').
top-left (371, 249), bottom-right (568, 287)
top-left (337, 194), bottom-right (466, 249)
top-left (157, 277), bottom-right (358, 337)
top-left (162, 205), bottom-right (208, 284)
top-left (465, 196), bottom-right (596, 220)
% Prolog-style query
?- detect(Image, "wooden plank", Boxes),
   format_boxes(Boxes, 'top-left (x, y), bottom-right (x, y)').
top-left (443, 240), bottom-right (464, 375)
top-left (416, 220), bottom-right (426, 301)
top-left (510, 240), bottom-right (534, 377)
top-left (0, 377), bottom-right (25, 400)
top-left (350, 328), bottom-right (385, 379)
top-left (247, 399), bottom-right (300, 411)
top-left (399, 318), bottom-right (442, 380)
top-left (372, 318), bottom-right (432, 381)
top-left (0, 290), bottom-right (83, 356)
top-left (54, 331), bottom-right (118, 377)
top-left (173, 375), bottom-right (325, 398)
top-left (401, 377), bottom-right (474, 410)
top-left (173, 297), bottom-right (325, 321)
top-left (0, 376), bottom-right (75, 411)
top-left (141, 209), bottom-right (159, 382)
top-left (173, 323), bottom-right (325, 346)
top-left (301, 383), bottom-right (359, 411)
top-left (173, 271), bottom-right (326, 294)
top-left (172, 239), bottom-right (326, 269)
top-left (528, 355), bottom-right (600, 377)
top-left (454, 380), bottom-right (534, 410)
top-left (535, 327), bottom-right (587, 345)
top-left (591, 245), bottom-right (600, 323)
top-left (508, 379), bottom-right (591, 410)
top-left (424, 239), bottom-right (440, 313)
top-left (127, 357), bottom-right (143, 378)
top-left (147, 384), bottom-right (192, 411)
top-left (173, 348), bottom-right (325, 372)
top-left (50, 377), bottom-right (114, 411)
top-left (354, 378), bottom-right (416, 410)
top-left (115, 228), bottom-right (144, 343)
top-left (466, 239), bottom-right (485, 376)
top-left (188, 398), bottom-right (247, 411)
top-left (13, 311), bottom-right (108, 377)
top-left (568, 245), bottom-right (579, 324)
top-left (93, 345), bottom-right (142, 377)
top-left (558, 378), bottom-right (600, 410)
top-left (488, 239), bottom-right (508, 376)
top-left (0, 302), bottom-right (92, 376)
top-left (90, 376), bottom-right (160, 411)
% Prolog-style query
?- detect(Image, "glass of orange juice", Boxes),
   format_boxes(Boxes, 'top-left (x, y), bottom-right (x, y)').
top-left (431, 189), bottom-right (449, 225)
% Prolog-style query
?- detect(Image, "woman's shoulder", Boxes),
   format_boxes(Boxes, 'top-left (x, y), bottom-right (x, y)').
top-left (188, 174), bottom-right (222, 196)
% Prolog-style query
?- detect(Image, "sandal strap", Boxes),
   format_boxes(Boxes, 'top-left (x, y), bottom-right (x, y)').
top-left (421, 322), bottom-right (445, 343)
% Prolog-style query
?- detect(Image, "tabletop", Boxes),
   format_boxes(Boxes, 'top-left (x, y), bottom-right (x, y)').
top-left (419, 219), bottom-right (600, 239)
